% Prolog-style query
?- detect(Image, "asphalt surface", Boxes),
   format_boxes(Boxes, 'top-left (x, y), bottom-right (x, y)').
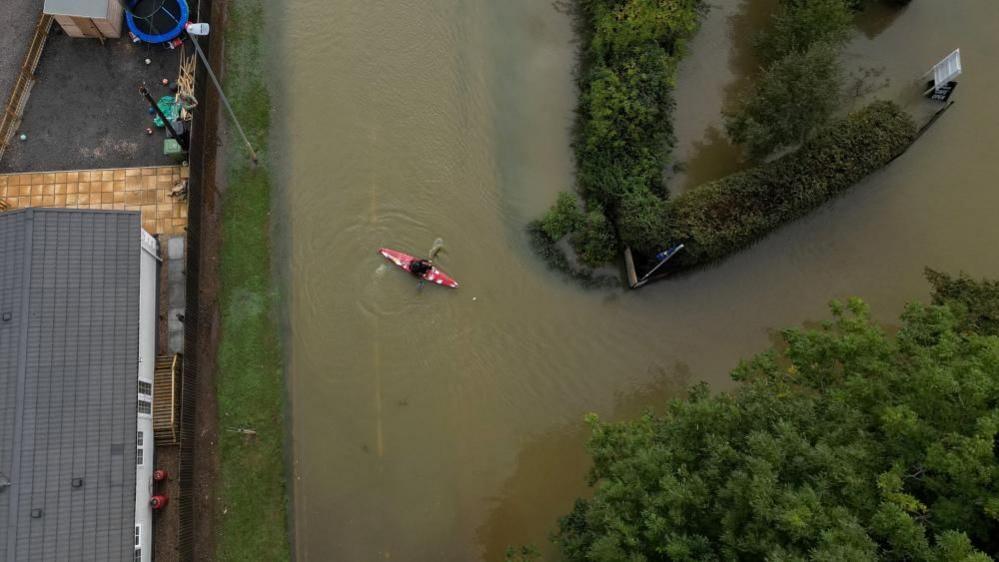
top-left (0, 0), bottom-right (43, 115)
top-left (1, 29), bottom-right (182, 172)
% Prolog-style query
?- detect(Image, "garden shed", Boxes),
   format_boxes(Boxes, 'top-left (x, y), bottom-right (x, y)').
top-left (44, 0), bottom-right (124, 39)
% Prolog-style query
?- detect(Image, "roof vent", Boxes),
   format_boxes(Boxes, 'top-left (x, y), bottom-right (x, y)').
top-left (0, 474), bottom-right (10, 491)
top-left (30, 509), bottom-right (42, 519)
top-left (2, 312), bottom-right (10, 322)
top-left (71, 478), bottom-right (84, 489)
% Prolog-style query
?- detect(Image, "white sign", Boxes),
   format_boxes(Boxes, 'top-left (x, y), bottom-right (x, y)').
top-left (924, 49), bottom-right (961, 95)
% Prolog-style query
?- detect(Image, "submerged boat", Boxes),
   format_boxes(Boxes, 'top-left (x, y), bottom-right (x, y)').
top-left (379, 248), bottom-right (459, 288)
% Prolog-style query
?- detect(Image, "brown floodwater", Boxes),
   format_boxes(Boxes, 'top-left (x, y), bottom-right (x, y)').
top-left (268, 0), bottom-right (999, 559)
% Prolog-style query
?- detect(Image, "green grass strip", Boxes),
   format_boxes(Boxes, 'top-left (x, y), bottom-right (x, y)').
top-left (215, 0), bottom-right (291, 560)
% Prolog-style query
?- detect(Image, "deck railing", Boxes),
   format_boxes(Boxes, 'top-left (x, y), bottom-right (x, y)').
top-left (153, 354), bottom-right (182, 445)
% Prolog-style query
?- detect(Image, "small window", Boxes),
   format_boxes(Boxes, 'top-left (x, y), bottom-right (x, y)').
top-left (134, 547), bottom-right (142, 562)
top-left (136, 448), bottom-right (144, 466)
top-left (135, 525), bottom-right (140, 547)
top-left (137, 400), bottom-right (152, 415)
top-left (137, 431), bottom-right (144, 447)
top-left (138, 381), bottom-right (152, 396)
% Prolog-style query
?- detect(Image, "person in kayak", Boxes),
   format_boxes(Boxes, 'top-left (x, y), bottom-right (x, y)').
top-left (409, 258), bottom-right (433, 278)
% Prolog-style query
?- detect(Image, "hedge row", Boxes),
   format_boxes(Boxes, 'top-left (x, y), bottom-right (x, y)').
top-left (575, 0), bottom-right (704, 207)
top-left (530, 0), bottom-right (705, 274)
top-left (661, 100), bottom-right (917, 267)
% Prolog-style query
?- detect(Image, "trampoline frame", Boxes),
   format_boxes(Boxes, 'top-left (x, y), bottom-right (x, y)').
top-left (125, 0), bottom-right (190, 44)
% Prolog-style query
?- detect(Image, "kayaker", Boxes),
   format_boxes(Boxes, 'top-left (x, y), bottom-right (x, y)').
top-left (410, 259), bottom-right (432, 278)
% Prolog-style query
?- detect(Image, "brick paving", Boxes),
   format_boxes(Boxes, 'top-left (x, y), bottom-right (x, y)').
top-left (0, 165), bottom-right (188, 235)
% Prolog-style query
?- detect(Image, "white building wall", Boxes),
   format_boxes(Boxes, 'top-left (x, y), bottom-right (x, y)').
top-left (135, 230), bottom-right (160, 562)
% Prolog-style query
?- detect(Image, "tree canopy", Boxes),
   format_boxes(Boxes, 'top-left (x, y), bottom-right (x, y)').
top-left (725, 0), bottom-right (856, 160)
top-left (555, 273), bottom-right (999, 561)
top-left (724, 42), bottom-right (844, 162)
top-left (754, 0), bottom-right (853, 65)
top-left (926, 269), bottom-right (999, 337)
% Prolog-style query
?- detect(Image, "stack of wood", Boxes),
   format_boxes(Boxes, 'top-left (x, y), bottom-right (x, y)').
top-left (175, 52), bottom-right (198, 121)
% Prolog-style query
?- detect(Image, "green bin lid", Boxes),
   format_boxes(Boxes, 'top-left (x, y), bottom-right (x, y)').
top-left (164, 138), bottom-right (184, 155)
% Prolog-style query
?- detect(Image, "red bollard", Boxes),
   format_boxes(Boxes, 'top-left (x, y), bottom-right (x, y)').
top-left (153, 469), bottom-right (169, 482)
top-left (150, 495), bottom-right (169, 509)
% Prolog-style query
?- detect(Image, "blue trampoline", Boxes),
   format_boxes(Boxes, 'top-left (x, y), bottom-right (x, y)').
top-left (125, 0), bottom-right (190, 44)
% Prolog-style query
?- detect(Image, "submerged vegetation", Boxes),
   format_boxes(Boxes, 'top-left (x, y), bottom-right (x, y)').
top-left (725, 42), bottom-right (845, 160)
top-left (533, 0), bottom-right (917, 280)
top-left (753, 0), bottom-right (854, 65)
top-left (725, 0), bottom-right (856, 159)
top-left (554, 271), bottom-right (999, 560)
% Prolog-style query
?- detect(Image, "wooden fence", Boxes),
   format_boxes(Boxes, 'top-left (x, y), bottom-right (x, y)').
top-left (0, 14), bottom-right (53, 164)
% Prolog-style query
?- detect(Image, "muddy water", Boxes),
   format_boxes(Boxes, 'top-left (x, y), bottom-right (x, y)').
top-left (269, 1), bottom-right (999, 559)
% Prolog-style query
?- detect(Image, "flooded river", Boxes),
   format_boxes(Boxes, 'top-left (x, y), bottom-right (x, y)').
top-left (269, 1), bottom-right (999, 559)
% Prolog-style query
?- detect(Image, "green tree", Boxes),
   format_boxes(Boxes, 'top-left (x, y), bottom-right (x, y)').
top-left (755, 0), bottom-right (854, 64)
top-left (541, 192), bottom-right (585, 241)
top-left (615, 186), bottom-right (670, 254)
top-left (556, 280), bottom-right (999, 561)
top-left (926, 268), bottom-right (999, 336)
top-left (590, 0), bottom-right (705, 62)
top-left (725, 42), bottom-right (844, 160)
top-left (573, 204), bottom-right (620, 267)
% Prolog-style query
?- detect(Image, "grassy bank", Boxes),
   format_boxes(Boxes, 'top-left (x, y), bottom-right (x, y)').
top-left (215, 0), bottom-right (291, 560)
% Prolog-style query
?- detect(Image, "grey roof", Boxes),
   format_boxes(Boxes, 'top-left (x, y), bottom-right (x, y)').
top-left (43, 0), bottom-right (111, 19)
top-left (0, 208), bottom-right (140, 562)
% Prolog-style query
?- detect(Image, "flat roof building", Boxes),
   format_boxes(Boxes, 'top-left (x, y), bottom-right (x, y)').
top-left (0, 208), bottom-right (158, 561)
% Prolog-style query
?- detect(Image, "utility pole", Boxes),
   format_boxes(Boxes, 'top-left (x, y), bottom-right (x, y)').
top-left (187, 33), bottom-right (259, 164)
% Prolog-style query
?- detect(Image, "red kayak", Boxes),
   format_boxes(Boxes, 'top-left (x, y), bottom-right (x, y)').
top-left (379, 248), bottom-right (459, 288)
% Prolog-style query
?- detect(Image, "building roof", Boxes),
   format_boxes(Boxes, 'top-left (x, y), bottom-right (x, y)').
top-left (0, 209), bottom-right (140, 562)
top-left (43, 0), bottom-right (111, 19)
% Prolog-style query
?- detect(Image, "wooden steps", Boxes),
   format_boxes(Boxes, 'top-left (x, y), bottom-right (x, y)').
top-left (153, 354), bottom-right (182, 445)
